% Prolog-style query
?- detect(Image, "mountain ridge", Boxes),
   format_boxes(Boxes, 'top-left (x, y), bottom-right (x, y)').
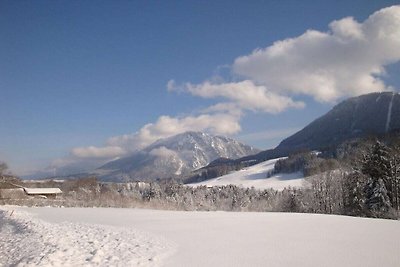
top-left (277, 92), bottom-right (400, 151)
top-left (93, 131), bottom-right (260, 182)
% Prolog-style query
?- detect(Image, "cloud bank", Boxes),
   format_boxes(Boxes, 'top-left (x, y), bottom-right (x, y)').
top-left (71, 146), bottom-right (126, 159)
top-left (185, 80), bottom-right (305, 113)
top-left (233, 5), bottom-right (400, 102)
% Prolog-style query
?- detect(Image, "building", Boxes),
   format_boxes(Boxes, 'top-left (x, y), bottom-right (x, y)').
top-left (1, 178), bottom-right (63, 200)
top-left (23, 187), bottom-right (62, 199)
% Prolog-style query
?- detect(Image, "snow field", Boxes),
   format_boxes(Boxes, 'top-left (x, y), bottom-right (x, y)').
top-left (188, 157), bottom-right (305, 190)
top-left (2, 206), bottom-right (400, 267)
top-left (0, 206), bottom-right (173, 267)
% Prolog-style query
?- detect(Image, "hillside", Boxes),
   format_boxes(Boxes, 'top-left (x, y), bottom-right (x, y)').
top-left (187, 157), bottom-right (304, 190)
top-left (190, 92), bottom-right (400, 182)
top-left (277, 92), bottom-right (400, 151)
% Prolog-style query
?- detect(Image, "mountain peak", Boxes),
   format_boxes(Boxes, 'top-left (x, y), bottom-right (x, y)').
top-left (95, 131), bottom-right (260, 182)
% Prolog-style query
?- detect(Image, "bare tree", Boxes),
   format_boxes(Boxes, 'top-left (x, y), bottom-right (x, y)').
top-left (0, 162), bottom-right (8, 175)
top-left (0, 162), bottom-right (9, 183)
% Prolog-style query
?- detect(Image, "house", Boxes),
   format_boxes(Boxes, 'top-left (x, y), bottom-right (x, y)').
top-left (23, 187), bottom-right (62, 199)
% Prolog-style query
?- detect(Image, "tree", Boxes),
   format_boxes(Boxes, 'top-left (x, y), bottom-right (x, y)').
top-left (343, 172), bottom-right (367, 216)
top-left (365, 178), bottom-right (391, 216)
top-left (362, 141), bottom-right (392, 216)
top-left (389, 143), bottom-right (400, 211)
top-left (0, 162), bottom-right (8, 176)
top-left (279, 188), bottom-right (300, 212)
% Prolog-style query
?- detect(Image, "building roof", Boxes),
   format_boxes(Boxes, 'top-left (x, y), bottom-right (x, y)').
top-left (23, 188), bottom-right (62, 195)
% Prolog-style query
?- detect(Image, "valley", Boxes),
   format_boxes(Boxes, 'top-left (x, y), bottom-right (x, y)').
top-left (2, 3), bottom-right (400, 266)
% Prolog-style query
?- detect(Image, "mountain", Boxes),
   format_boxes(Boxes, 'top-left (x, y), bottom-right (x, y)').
top-left (93, 131), bottom-right (260, 182)
top-left (187, 92), bottom-right (400, 183)
top-left (277, 92), bottom-right (400, 151)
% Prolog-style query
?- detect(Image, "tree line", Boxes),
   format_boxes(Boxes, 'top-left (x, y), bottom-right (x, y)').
top-left (2, 135), bottom-right (400, 219)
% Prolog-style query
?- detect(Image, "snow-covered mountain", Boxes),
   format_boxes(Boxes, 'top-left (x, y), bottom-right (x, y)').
top-left (277, 91), bottom-right (400, 151)
top-left (190, 92), bottom-right (400, 182)
top-left (94, 131), bottom-right (260, 181)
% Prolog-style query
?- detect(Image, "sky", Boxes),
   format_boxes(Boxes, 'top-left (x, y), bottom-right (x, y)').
top-left (1, 1), bottom-right (400, 176)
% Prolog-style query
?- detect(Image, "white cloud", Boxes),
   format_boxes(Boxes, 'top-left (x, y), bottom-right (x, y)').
top-left (149, 146), bottom-right (178, 158)
top-left (184, 80), bottom-right (305, 113)
top-left (232, 5), bottom-right (400, 102)
top-left (166, 80), bottom-right (180, 92)
top-left (107, 113), bottom-right (241, 152)
top-left (329, 17), bottom-right (364, 40)
top-left (169, 7), bottom-right (400, 110)
top-left (46, 156), bottom-right (112, 177)
top-left (71, 146), bottom-right (126, 159)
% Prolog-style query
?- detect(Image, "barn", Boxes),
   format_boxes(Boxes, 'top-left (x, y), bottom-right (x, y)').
top-left (23, 187), bottom-right (62, 199)
top-left (1, 178), bottom-right (63, 200)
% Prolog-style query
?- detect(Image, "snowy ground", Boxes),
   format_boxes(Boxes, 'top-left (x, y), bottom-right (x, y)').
top-left (0, 206), bottom-right (172, 267)
top-left (1, 206), bottom-right (400, 267)
top-left (188, 157), bottom-right (305, 190)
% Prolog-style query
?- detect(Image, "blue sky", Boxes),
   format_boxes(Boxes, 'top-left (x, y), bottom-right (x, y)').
top-left (1, 1), bottom-right (400, 176)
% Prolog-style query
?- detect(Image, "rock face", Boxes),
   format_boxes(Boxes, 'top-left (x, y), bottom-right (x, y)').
top-left (277, 92), bottom-right (400, 151)
top-left (94, 131), bottom-right (260, 181)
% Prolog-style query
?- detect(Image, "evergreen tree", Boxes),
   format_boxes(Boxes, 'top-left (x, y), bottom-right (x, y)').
top-left (362, 141), bottom-right (392, 216)
top-left (365, 178), bottom-right (391, 216)
top-left (343, 172), bottom-right (366, 216)
top-left (389, 143), bottom-right (400, 211)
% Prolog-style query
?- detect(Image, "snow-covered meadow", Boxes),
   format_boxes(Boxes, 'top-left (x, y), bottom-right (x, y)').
top-left (1, 206), bottom-right (400, 267)
top-left (0, 207), bottom-right (171, 266)
top-left (188, 157), bottom-right (305, 190)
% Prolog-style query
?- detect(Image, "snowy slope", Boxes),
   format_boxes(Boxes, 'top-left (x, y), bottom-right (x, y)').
top-left (188, 157), bottom-right (304, 190)
top-left (2, 206), bottom-right (400, 267)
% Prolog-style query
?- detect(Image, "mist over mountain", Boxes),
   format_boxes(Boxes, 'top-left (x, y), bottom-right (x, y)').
top-left (93, 131), bottom-right (260, 182)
